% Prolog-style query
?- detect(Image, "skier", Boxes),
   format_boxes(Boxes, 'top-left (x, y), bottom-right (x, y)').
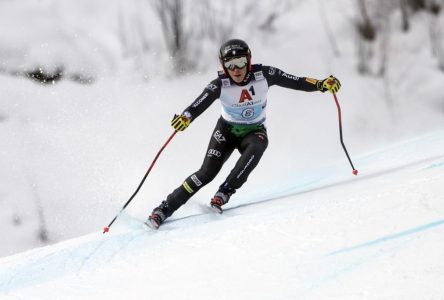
top-left (147, 39), bottom-right (341, 229)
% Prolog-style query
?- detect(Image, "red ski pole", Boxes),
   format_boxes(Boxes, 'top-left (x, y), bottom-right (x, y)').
top-left (332, 93), bottom-right (358, 175)
top-left (103, 130), bottom-right (177, 233)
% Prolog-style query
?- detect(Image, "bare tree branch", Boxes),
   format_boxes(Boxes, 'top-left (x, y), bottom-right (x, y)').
top-left (400, 0), bottom-right (410, 31)
top-left (153, 0), bottom-right (188, 73)
top-left (317, 0), bottom-right (341, 57)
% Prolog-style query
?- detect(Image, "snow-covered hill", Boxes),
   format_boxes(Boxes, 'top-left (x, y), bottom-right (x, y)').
top-left (1, 130), bottom-right (444, 300)
top-left (1, 1), bottom-right (444, 297)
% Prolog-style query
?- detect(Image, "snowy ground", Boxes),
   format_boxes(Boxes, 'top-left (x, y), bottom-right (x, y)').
top-left (1, 129), bottom-right (444, 300)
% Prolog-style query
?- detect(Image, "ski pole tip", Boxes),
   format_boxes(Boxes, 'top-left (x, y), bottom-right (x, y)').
top-left (352, 169), bottom-right (358, 176)
top-left (103, 226), bottom-right (110, 234)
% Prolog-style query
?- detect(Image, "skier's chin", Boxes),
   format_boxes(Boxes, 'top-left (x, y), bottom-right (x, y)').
top-left (232, 75), bottom-right (245, 83)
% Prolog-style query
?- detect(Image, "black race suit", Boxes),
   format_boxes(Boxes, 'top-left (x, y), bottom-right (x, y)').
top-left (158, 65), bottom-right (320, 218)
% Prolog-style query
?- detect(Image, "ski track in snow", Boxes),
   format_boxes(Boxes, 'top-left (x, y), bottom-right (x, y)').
top-left (327, 218), bottom-right (444, 256)
top-left (1, 130), bottom-right (444, 299)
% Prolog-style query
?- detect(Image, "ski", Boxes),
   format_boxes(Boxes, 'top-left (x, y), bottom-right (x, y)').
top-left (143, 199), bottom-right (228, 230)
top-left (209, 203), bottom-right (223, 214)
top-left (144, 217), bottom-right (160, 230)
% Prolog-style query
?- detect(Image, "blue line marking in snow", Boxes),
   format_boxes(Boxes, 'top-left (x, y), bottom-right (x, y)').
top-left (328, 219), bottom-right (444, 256)
top-left (426, 162), bottom-right (444, 169)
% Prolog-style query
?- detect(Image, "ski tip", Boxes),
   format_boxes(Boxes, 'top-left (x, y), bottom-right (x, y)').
top-left (210, 204), bottom-right (223, 214)
top-left (352, 169), bottom-right (358, 176)
top-left (144, 219), bottom-right (160, 230)
top-left (103, 226), bottom-right (110, 234)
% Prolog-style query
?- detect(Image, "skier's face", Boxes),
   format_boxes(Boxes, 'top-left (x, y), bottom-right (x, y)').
top-left (227, 66), bottom-right (247, 84)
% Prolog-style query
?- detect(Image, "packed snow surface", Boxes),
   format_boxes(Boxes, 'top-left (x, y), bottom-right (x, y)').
top-left (1, 130), bottom-right (444, 299)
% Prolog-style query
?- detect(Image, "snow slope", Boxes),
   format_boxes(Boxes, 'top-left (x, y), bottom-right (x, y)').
top-left (1, 130), bottom-right (444, 300)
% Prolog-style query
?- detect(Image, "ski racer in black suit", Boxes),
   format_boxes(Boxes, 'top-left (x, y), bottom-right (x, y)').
top-left (147, 39), bottom-right (341, 229)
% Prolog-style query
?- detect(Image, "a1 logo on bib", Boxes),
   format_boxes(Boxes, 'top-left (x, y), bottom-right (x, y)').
top-left (239, 89), bottom-right (253, 103)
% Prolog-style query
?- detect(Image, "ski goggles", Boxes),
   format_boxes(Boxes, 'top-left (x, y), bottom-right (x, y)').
top-left (223, 56), bottom-right (248, 70)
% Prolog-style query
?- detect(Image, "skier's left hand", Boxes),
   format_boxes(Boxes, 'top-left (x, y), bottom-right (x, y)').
top-left (317, 75), bottom-right (341, 94)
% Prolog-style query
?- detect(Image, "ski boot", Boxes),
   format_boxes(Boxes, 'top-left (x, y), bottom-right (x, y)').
top-left (145, 201), bottom-right (168, 230)
top-left (210, 191), bottom-right (232, 214)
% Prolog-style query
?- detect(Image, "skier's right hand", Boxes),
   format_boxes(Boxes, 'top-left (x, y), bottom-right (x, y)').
top-left (171, 114), bottom-right (190, 131)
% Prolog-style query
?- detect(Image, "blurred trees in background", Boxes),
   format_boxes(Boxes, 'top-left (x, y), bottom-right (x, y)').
top-left (1, 0), bottom-right (443, 82)
top-left (147, 0), bottom-right (444, 76)
top-left (354, 0), bottom-right (444, 75)
top-left (145, 0), bottom-right (443, 76)
top-left (150, 0), bottom-right (293, 74)
top-left (427, 1), bottom-right (444, 71)
top-left (153, 0), bottom-right (187, 73)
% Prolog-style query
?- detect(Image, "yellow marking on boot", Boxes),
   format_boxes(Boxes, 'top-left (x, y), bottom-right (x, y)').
top-left (183, 181), bottom-right (194, 194)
